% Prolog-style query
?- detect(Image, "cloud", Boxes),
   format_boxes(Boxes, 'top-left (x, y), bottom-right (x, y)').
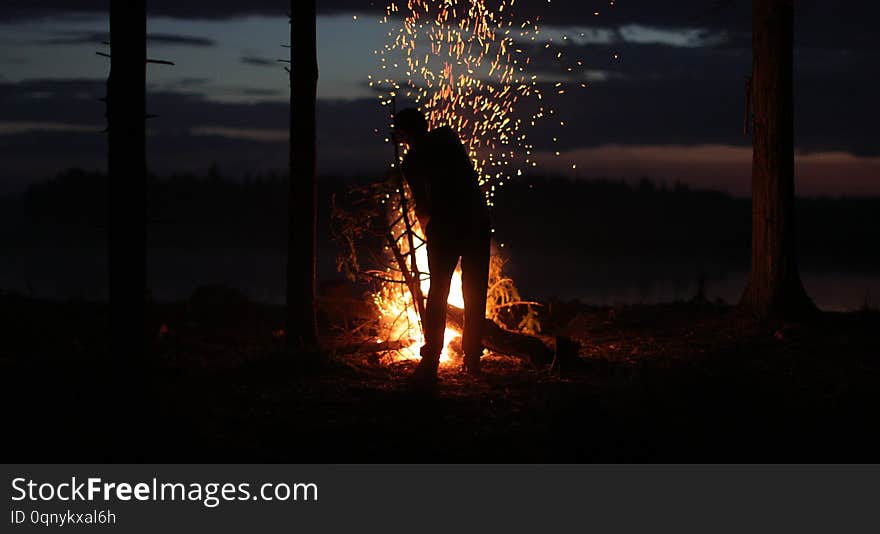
top-left (0, 79), bottom-right (107, 127)
top-left (238, 88), bottom-right (283, 97)
top-left (147, 33), bottom-right (217, 47)
top-left (534, 144), bottom-right (880, 198)
top-left (32, 32), bottom-right (107, 46)
top-left (170, 77), bottom-right (213, 88)
top-left (240, 56), bottom-right (279, 67)
top-left (4, 1), bottom-right (876, 54)
top-left (618, 25), bottom-right (730, 48)
top-left (190, 126), bottom-right (287, 142)
top-left (0, 0), bottom-right (361, 21)
top-left (0, 121), bottom-right (101, 135)
top-left (0, 79), bottom-right (391, 191)
top-left (516, 24), bottom-right (732, 49)
top-left (36, 31), bottom-right (216, 47)
top-left (1, 0), bottom-right (735, 24)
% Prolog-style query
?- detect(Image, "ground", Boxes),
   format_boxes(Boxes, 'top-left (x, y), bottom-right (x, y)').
top-left (2, 291), bottom-right (879, 462)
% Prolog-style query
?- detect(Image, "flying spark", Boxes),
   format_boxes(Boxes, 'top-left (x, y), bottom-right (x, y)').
top-left (374, 0), bottom-right (607, 201)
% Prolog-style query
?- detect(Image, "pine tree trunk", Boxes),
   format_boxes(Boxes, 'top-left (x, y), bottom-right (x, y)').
top-left (108, 0), bottom-right (147, 361)
top-left (740, 0), bottom-right (814, 319)
top-left (107, 0), bottom-right (148, 460)
top-left (286, 2), bottom-right (320, 352)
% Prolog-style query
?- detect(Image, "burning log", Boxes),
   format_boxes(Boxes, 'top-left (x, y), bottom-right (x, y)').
top-left (446, 305), bottom-right (554, 366)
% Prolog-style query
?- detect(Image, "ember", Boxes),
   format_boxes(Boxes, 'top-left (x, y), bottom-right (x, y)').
top-left (373, 0), bottom-right (594, 204)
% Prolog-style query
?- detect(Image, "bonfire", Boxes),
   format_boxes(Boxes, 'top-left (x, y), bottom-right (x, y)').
top-left (329, 0), bottom-right (597, 364)
top-left (331, 178), bottom-right (541, 366)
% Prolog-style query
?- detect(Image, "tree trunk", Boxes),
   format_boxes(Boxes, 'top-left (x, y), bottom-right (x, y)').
top-left (740, 0), bottom-right (814, 319)
top-left (107, 0), bottom-right (148, 460)
top-left (286, 2), bottom-right (320, 353)
top-left (108, 0), bottom-right (147, 362)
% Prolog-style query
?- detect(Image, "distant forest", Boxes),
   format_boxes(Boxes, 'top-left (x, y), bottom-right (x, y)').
top-left (5, 168), bottom-right (880, 273)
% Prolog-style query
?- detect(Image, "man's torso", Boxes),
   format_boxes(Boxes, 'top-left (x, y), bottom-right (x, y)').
top-left (402, 126), bottom-right (489, 238)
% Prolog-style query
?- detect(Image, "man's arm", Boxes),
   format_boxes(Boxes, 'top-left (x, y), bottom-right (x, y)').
top-left (401, 154), bottom-right (431, 229)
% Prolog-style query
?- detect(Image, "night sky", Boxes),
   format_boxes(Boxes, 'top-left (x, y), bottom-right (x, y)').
top-left (1, 0), bottom-right (877, 196)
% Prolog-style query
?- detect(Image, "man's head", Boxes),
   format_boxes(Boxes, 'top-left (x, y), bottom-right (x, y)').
top-left (394, 108), bottom-right (429, 146)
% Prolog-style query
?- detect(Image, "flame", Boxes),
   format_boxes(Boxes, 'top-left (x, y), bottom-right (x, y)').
top-left (374, 216), bottom-right (463, 365)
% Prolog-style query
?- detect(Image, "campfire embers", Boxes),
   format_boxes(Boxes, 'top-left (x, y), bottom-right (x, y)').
top-left (372, 0), bottom-right (592, 206)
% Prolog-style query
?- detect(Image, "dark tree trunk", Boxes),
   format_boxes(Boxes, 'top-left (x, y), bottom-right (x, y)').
top-left (106, 0), bottom-right (148, 460)
top-left (739, 0), bottom-right (814, 319)
top-left (286, 2), bottom-right (320, 352)
top-left (108, 0), bottom-right (147, 362)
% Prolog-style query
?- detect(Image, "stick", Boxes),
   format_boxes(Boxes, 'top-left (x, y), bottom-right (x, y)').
top-left (390, 96), bottom-right (427, 319)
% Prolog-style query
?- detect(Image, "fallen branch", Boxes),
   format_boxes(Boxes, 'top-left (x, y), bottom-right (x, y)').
top-left (446, 305), bottom-right (554, 366)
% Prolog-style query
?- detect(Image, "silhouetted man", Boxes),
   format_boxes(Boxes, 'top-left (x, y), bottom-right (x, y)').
top-left (394, 108), bottom-right (491, 382)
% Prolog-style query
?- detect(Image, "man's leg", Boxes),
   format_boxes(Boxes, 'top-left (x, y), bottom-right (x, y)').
top-left (460, 226), bottom-right (490, 373)
top-left (419, 234), bottom-right (459, 370)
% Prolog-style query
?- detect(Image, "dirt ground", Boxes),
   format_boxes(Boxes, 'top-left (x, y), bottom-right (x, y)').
top-left (3, 291), bottom-right (879, 462)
